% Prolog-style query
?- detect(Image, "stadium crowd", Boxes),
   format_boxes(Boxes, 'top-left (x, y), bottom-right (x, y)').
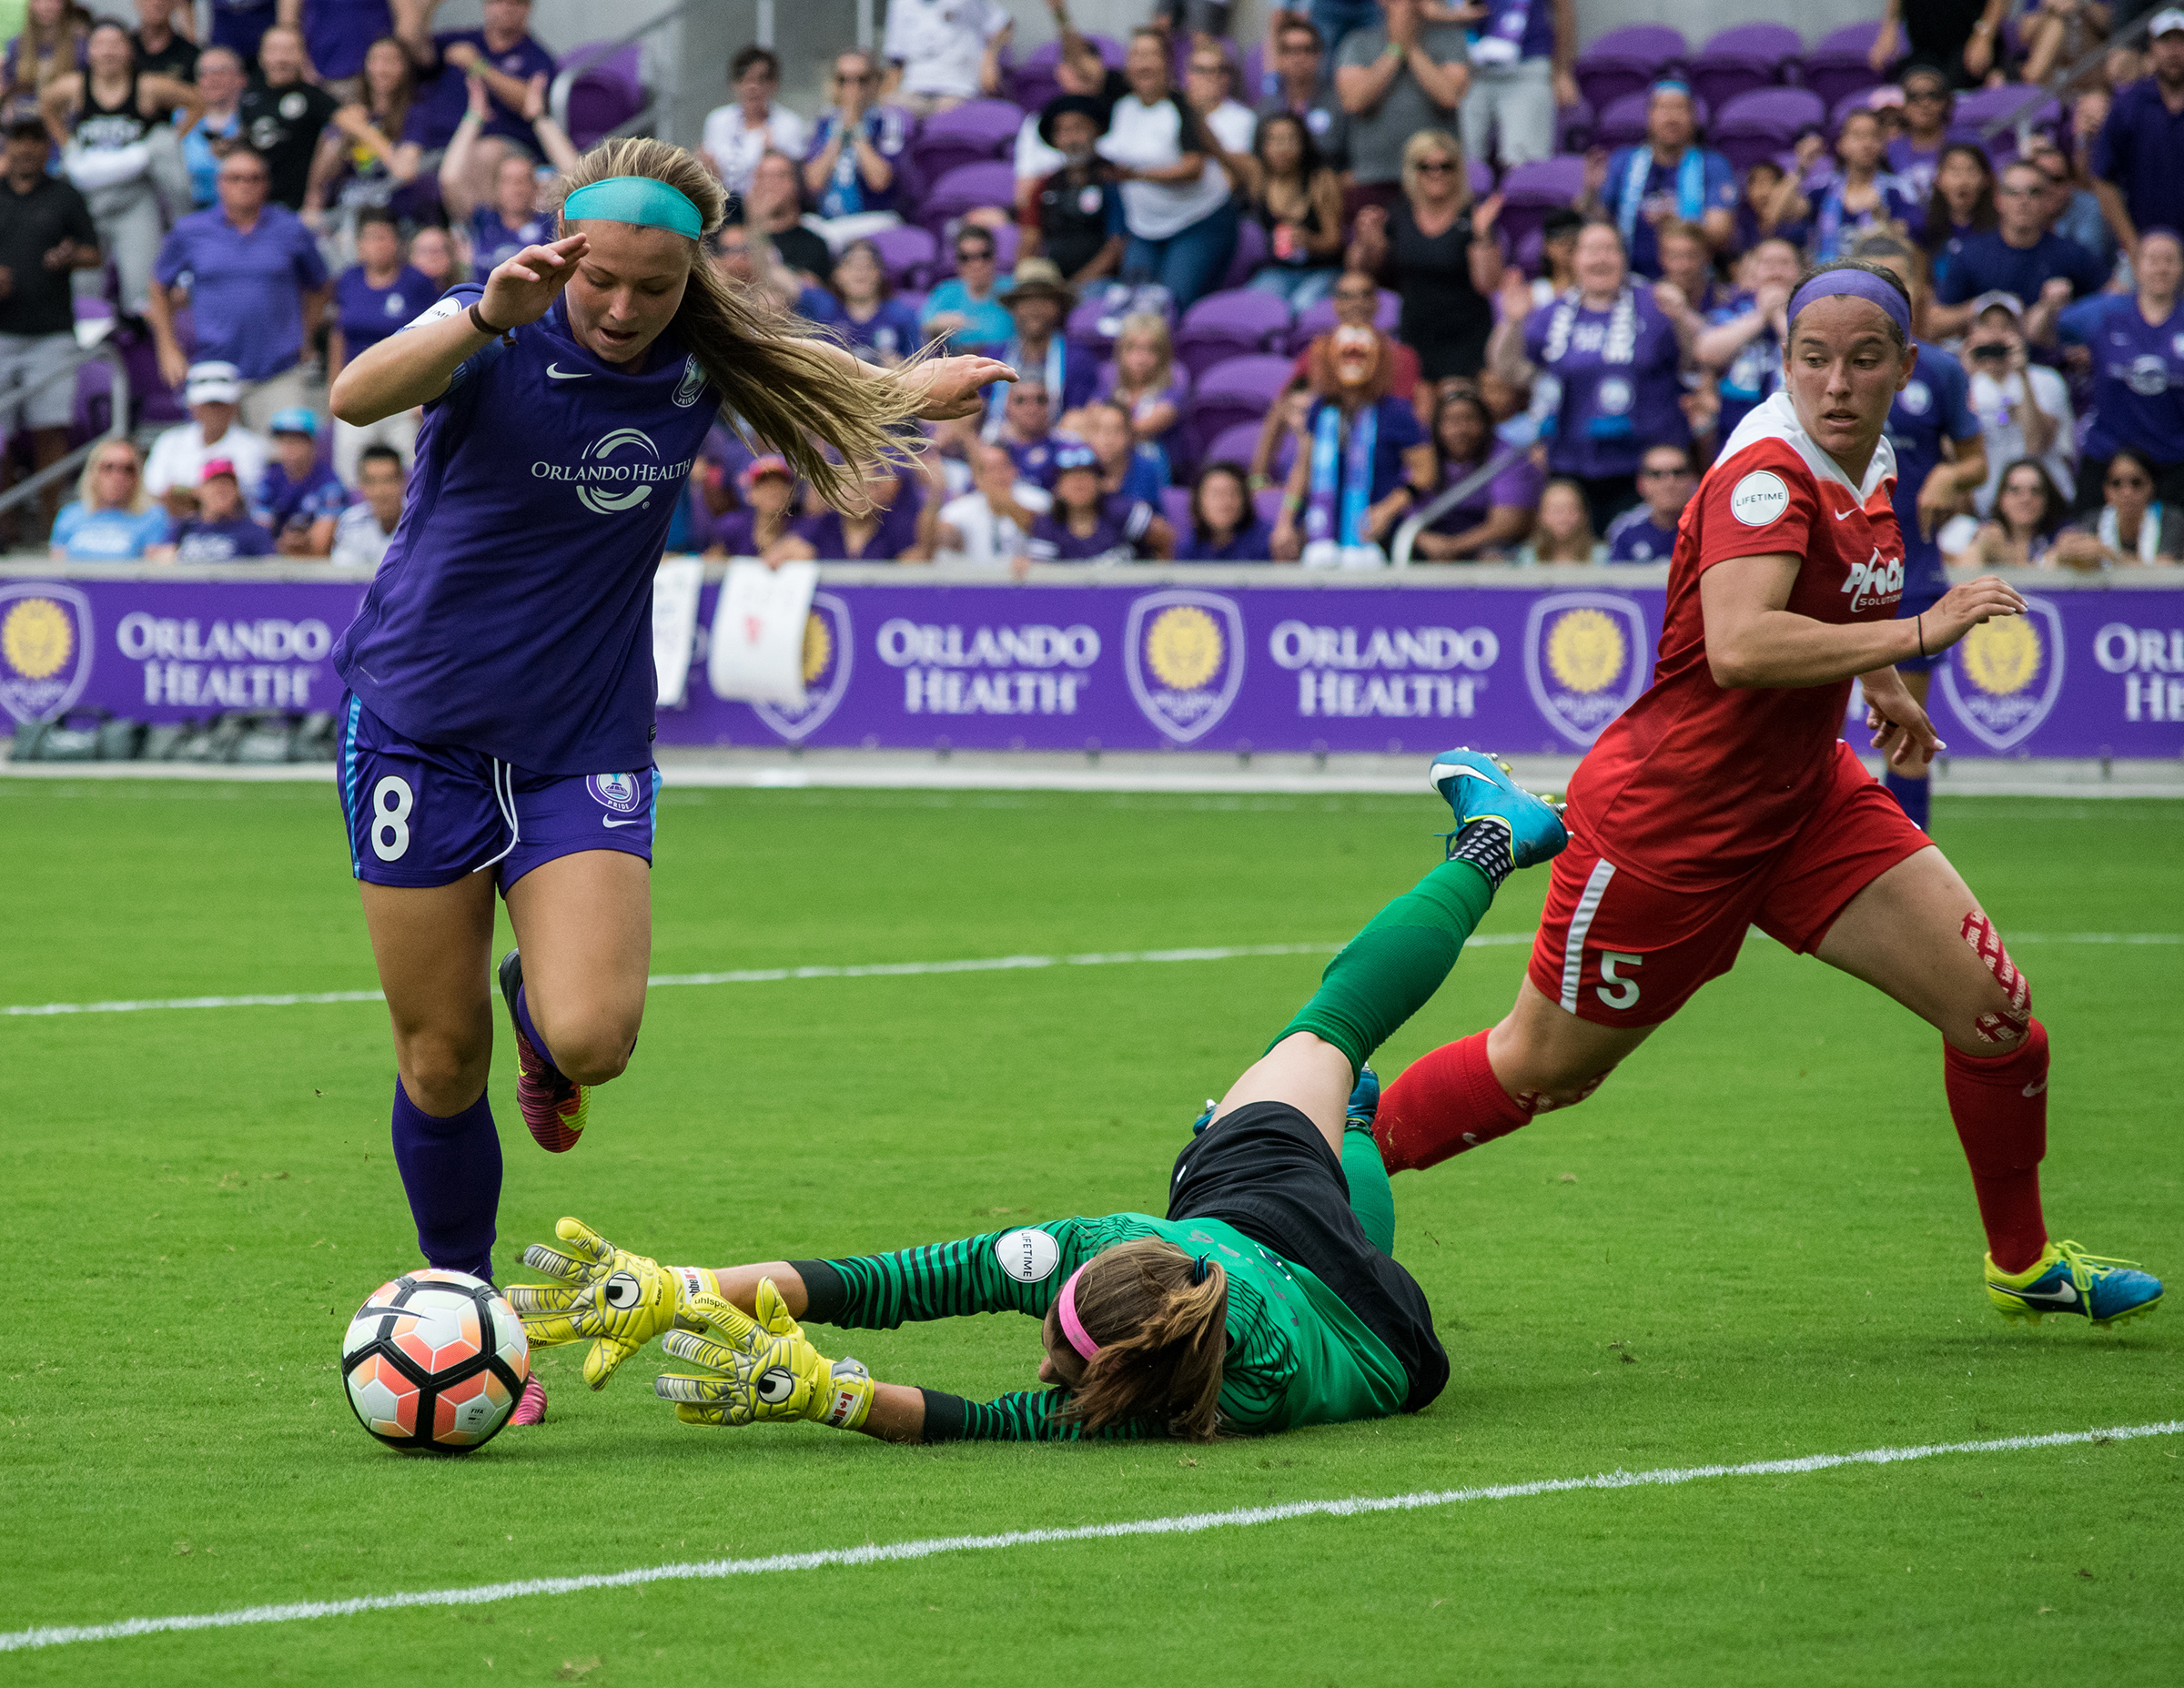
top-left (3, 0), bottom-right (2181, 568)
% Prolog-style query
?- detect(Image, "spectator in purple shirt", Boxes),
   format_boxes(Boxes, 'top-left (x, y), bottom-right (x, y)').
top-left (147, 143), bottom-right (332, 431)
top-left (2092, 13), bottom-right (2184, 256)
top-left (773, 463), bottom-right (928, 561)
top-left (1410, 388), bottom-right (1539, 561)
top-left (327, 209), bottom-right (431, 480)
top-left (161, 459), bottom-right (278, 561)
top-left (1026, 442), bottom-right (1141, 561)
top-left (829, 239), bottom-right (925, 365)
top-left (1604, 443), bottom-right (1695, 561)
top-left (703, 455), bottom-right (800, 557)
top-left (399, 0), bottom-right (558, 169)
top-left (257, 406), bottom-right (348, 555)
top-left (301, 0), bottom-right (392, 94)
top-left (1177, 460), bottom-right (1274, 560)
top-left (439, 69), bottom-right (579, 281)
top-left (991, 378), bottom-right (1061, 486)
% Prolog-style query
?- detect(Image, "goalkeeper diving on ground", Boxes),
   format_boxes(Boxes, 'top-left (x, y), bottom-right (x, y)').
top-left (502, 751), bottom-right (1569, 1441)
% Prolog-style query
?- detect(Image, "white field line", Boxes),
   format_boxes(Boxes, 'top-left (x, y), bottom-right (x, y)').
top-left (1, 930), bottom-right (2173, 1021)
top-left (5, 1420), bottom-right (2176, 1654)
top-left (3, 930), bottom-right (2174, 1019)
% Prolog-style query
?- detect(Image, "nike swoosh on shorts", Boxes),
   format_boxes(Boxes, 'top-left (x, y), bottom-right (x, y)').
top-left (602, 816), bottom-right (646, 828)
top-left (548, 364), bottom-right (592, 379)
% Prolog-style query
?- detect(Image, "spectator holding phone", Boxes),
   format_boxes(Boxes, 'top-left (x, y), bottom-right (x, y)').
top-left (1960, 292), bottom-right (2075, 513)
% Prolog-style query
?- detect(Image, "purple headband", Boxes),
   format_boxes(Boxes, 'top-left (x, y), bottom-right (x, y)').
top-left (1057, 1267), bottom-right (1099, 1361)
top-left (1787, 269), bottom-right (1913, 344)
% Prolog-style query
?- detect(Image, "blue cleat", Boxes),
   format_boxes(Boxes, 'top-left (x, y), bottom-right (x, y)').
top-left (1986, 1240), bottom-right (2163, 1328)
top-left (1346, 1064), bottom-right (1380, 1135)
top-left (1428, 748), bottom-right (1569, 871)
top-left (1190, 1097), bottom-right (1219, 1137)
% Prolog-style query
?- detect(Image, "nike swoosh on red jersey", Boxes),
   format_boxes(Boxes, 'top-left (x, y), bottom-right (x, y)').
top-left (1830, 504), bottom-right (1859, 521)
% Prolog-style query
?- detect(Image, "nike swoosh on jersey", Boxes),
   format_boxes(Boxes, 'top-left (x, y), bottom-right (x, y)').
top-left (602, 815), bottom-right (647, 828)
top-left (547, 364), bottom-right (592, 380)
top-left (2022, 1077), bottom-right (2048, 1097)
top-left (1830, 504), bottom-right (1859, 521)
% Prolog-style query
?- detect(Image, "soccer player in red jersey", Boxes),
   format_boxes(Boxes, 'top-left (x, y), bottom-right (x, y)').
top-left (1376, 260), bottom-right (2161, 1328)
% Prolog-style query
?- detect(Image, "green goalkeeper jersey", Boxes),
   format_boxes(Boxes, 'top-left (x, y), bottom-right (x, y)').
top-left (803, 1215), bottom-right (1410, 1440)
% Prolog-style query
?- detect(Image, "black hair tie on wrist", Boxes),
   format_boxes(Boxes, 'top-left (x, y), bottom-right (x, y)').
top-left (1917, 614), bottom-right (1926, 661)
top-left (467, 300), bottom-right (512, 341)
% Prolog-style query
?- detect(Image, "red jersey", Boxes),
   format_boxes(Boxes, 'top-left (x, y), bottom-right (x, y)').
top-left (1568, 391), bottom-right (1907, 893)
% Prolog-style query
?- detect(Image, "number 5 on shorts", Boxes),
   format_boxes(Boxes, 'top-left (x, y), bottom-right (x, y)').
top-left (371, 775), bottom-right (414, 862)
top-left (1596, 951), bottom-right (1643, 1011)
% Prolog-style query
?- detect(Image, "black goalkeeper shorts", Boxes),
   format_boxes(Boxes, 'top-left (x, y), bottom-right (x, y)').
top-left (1168, 1100), bottom-right (1448, 1414)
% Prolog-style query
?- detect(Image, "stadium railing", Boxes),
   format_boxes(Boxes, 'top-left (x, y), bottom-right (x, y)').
top-left (1979, 5), bottom-right (2159, 142)
top-left (1389, 444), bottom-right (1531, 567)
top-left (0, 333), bottom-right (132, 529)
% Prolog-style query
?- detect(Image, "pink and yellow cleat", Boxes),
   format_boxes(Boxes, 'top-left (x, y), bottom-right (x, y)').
top-left (498, 949), bottom-right (589, 1153)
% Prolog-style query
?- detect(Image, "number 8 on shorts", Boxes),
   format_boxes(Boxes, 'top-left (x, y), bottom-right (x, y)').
top-left (371, 775), bottom-right (414, 862)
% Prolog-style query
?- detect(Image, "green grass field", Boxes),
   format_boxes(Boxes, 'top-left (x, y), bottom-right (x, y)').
top-left (1, 777), bottom-right (2178, 1684)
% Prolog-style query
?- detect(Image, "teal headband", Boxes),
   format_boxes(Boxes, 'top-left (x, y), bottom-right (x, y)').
top-left (561, 176), bottom-right (703, 239)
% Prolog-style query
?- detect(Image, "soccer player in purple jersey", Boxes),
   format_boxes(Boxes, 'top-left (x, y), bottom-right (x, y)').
top-left (329, 136), bottom-right (1011, 1424)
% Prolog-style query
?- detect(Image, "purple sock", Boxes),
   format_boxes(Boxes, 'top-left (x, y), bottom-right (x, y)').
top-left (1883, 768), bottom-right (1931, 832)
top-left (389, 1079), bottom-right (501, 1280)
top-left (513, 983), bottom-right (566, 1080)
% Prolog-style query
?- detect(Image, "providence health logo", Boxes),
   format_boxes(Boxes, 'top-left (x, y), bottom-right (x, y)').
top-left (532, 428), bottom-right (692, 516)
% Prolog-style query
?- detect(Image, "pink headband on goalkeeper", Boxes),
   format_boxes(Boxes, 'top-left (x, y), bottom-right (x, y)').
top-left (1056, 1267), bottom-right (1100, 1360)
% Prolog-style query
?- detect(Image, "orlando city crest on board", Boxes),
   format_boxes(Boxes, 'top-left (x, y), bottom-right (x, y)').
top-left (753, 591), bottom-right (855, 743)
top-left (1522, 591), bottom-right (1650, 748)
top-left (0, 582), bottom-right (95, 728)
top-left (1124, 589), bottom-right (1246, 744)
top-left (1937, 595), bottom-right (2066, 752)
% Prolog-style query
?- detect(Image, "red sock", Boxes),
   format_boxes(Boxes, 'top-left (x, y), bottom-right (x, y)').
top-left (1375, 1030), bottom-right (1533, 1173)
top-left (1945, 1017), bottom-right (2050, 1275)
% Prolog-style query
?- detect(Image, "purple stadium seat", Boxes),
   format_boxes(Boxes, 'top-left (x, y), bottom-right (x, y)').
top-left (1803, 23), bottom-right (1894, 113)
top-left (557, 43), bottom-right (645, 149)
top-left (869, 224), bottom-right (937, 291)
top-left (1242, 43), bottom-right (1267, 100)
top-left (1830, 87), bottom-right (1886, 135)
top-left (909, 98), bottom-right (1025, 185)
top-left (1714, 87), bottom-right (1827, 174)
top-left (1574, 25), bottom-right (1687, 115)
top-left (72, 356), bottom-right (114, 437)
top-left (1253, 485), bottom-right (1284, 527)
top-left (1289, 288), bottom-right (1398, 355)
top-left (1161, 485), bottom-right (1193, 533)
top-left (1496, 154), bottom-right (1587, 251)
top-left (1206, 419), bottom-right (1280, 476)
top-left (1951, 86), bottom-right (2061, 147)
top-left (1596, 90), bottom-right (1708, 150)
top-left (1175, 289), bottom-right (1291, 379)
top-left (919, 160), bottom-right (1017, 238)
top-left (1067, 293), bottom-right (1118, 358)
top-left (1181, 353), bottom-right (1294, 468)
top-left (1218, 217), bottom-right (1269, 292)
top-left (1687, 23), bottom-right (1801, 116)
top-left (1557, 96), bottom-right (1593, 155)
top-left (1469, 158), bottom-right (1495, 198)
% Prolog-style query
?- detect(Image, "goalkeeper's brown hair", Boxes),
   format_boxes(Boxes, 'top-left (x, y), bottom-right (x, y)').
top-left (552, 136), bottom-right (925, 508)
top-left (1057, 1239), bottom-right (1229, 1441)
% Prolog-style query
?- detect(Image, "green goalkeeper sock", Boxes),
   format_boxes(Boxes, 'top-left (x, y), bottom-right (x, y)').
top-left (1271, 854), bottom-right (1494, 1079)
top-left (1341, 1123), bottom-right (1398, 1255)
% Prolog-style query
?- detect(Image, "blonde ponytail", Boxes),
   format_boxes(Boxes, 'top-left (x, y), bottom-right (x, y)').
top-left (553, 136), bottom-right (926, 508)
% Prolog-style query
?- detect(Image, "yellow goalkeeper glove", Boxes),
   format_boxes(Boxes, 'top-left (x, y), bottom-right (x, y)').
top-left (652, 1282), bottom-right (875, 1431)
top-left (502, 1217), bottom-right (711, 1390)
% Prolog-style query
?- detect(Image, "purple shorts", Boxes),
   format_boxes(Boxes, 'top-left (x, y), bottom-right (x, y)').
top-left (337, 692), bottom-right (657, 890)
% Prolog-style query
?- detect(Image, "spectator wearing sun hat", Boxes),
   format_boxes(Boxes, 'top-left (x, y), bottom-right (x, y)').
top-left (163, 460), bottom-right (278, 561)
top-left (1019, 95), bottom-right (1127, 288)
top-left (985, 258), bottom-right (1097, 430)
top-left (143, 361), bottom-right (272, 519)
top-left (257, 408), bottom-right (349, 557)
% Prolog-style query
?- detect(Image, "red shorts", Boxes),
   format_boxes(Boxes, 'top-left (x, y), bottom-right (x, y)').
top-left (1527, 741), bottom-right (1932, 1028)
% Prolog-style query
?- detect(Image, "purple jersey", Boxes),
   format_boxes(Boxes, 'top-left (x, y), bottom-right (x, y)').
top-left (1524, 288), bottom-right (1688, 480)
top-left (411, 29), bottom-right (558, 151)
top-left (174, 515), bottom-right (278, 561)
top-left (1006, 435), bottom-right (1059, 487)
top-left (1026, 508), bottom-right (1136, 561)
top-left (1430, 450), bottom-right (1544, 535)
top-left (336, 263), bottom-right (434, 355)
top-left (2061, 292), bottom-right (2184, 464)
top-left (794, 483), bottom-right (923, 560)
top-left (258, 460), bottom-right (349, 534)
top-left (303, 0), bottom-right (393, 81)
top-left (837, 297), bottom-right (925, 361)
top-left (334, 283), bottom-right (720, 773)
top-left (470, 206), bottom-right (555, 283)
top-left (1604, 506), bottom-right (1681, 562)
top-left (1886, 340), bottom-right (1977, 598)
top-left (1177, 518), bottom-right (1273, 561)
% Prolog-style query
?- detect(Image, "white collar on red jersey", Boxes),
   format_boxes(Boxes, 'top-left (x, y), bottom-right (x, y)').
top-left (1718, 390), bottom-right (1896, 505)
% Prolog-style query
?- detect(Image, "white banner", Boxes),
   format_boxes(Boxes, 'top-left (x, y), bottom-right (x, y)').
top-left (707, 560), bottom-right (819, 707)
top-left (652, 556), bottom-right (704, 709)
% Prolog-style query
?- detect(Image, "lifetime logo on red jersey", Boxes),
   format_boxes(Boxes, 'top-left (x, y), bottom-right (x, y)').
top-left (1839, 548), bottom-right (1906, 614)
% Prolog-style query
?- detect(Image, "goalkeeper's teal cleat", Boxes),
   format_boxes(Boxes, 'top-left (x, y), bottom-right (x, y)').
top-left (1429, 748), bottom-right (1568, 870)
top-left (1986, 1240), bottom-right (2162, 1328)
top-left (1345, 1064), bottom-right (1380, 1135)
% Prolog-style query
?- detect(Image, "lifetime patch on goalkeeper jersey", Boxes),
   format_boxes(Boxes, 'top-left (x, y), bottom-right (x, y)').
top-left (996, 1227), bottom-right (1060, 1283)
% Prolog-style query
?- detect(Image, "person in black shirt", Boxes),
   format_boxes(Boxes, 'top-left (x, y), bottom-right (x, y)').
top-left (0, 117), bottom-right (103, 538)
top-left (1346, 126), bottom-right (1502, 381)
top-left (743, 147), bottom-right (830, 285)
top-left (131, 0), bottom-right (200, 84)
top-left (1025, 96), bottom-right (1124, 284)
top-left (238, 24), bottom-right (339, 208)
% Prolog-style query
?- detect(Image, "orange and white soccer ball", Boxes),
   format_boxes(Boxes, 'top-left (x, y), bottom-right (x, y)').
top-left (341, 1269), bottom-right (530, 1453)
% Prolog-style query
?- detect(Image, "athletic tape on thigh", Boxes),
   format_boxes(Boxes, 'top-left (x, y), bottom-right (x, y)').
top-left (1961, 911), bottom-right (2031, 1043)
